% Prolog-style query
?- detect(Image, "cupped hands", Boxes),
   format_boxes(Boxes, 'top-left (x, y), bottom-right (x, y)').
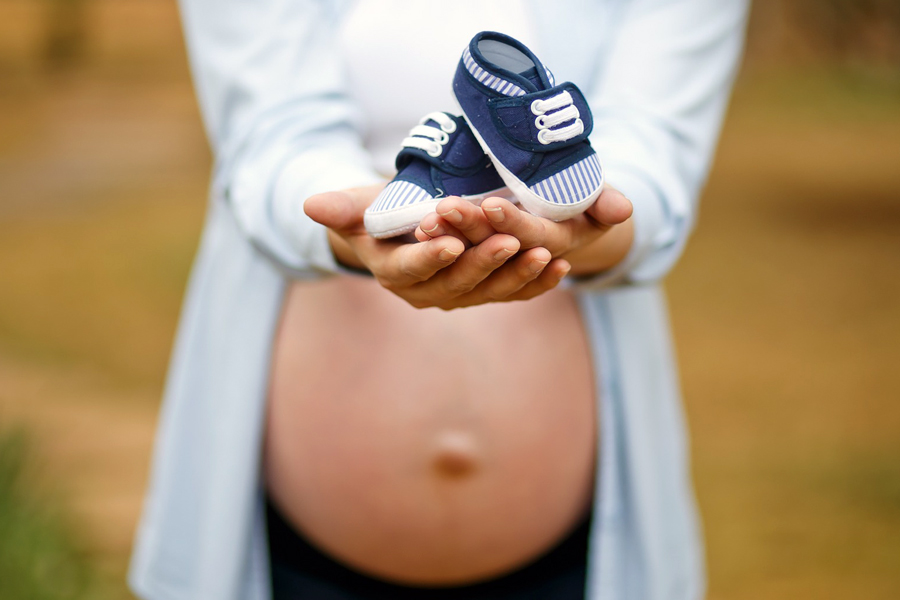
top-left (304, 184), bottom-right (571, 310)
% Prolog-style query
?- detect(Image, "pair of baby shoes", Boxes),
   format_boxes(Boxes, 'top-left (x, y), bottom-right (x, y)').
top-left (365, 31), bottom-right (604, 239)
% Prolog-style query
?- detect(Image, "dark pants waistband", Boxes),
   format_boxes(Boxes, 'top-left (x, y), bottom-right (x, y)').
top-left (266, 500), bottom-right (590, 600)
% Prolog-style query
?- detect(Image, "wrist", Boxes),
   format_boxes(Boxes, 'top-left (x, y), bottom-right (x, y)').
top-left (327, 229), bottom-right (368, 272)
top-left (563, 218), bottom-right (634, 277)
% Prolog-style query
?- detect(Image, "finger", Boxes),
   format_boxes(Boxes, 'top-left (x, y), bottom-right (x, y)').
top-left (304, 183), bottom-right (386, 233)
top-left (416, 212), bottom-right (444, 240)
top-left (414, 226), bottom-right (431, 243)
top-left (436, 197), bottom-right (496, 245)
top-left (442, 247), bottom-right (552, 308)
top-left (369, 235), bottom-right (465, 288)
top-left (585, 186), bottom-right (633, 227)
top-left (415, 214), bottom-right (471, 247)
top-left (481, 197), bottom-right (572, 253)
top-left (502, 258), bottom-right (571, 303)
top-left (421, 234), bottom-right (520, 299)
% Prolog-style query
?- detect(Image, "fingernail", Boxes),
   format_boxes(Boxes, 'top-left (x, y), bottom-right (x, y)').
top-left (440, 209), bottom-right (463, 224)
top-left (558, 264), bottom-right (572, 279)
top-left (422, 222), bottom-right (441, 234)
top-left (483, 205), bottom-right (505, 223)
top-left (493, 248), bottom-right (516, 261)
top-left (439, 248), bottom-right (461, 262)
top-left (529, 259), bottom-right (549, 274)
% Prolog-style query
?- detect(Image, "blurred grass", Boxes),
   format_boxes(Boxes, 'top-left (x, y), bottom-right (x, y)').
top-left (669, 61), bottom-right (900, 600)
top-left (0, 428), bottom-right (91, 600)
top-left (0, 185), bottom-right (205, 387)
top-left (0, 1), bottom-right (899, 599)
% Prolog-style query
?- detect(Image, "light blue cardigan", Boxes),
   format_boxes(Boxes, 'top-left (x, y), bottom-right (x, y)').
top-left (129, 1), bottom-right (749, 598)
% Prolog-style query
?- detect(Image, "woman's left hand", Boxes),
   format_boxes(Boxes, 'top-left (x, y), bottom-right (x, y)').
top-left (416, 186), bottom-right (635, 277)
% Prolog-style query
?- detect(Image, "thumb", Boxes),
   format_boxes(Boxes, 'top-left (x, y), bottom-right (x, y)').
top-left (587, 185), bottom-right (633, 226)
top-left (303, 184), bottom-right (384, 232)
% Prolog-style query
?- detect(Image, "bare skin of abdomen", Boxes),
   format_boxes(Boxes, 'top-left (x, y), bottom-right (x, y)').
top-left (264, 275), bottom-right (597, 586)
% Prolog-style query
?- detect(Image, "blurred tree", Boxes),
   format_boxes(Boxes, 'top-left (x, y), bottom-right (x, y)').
top-left (796, 0), bottom-right (900, 63)
top-left (43, 0), bottom-right (88, 69)
top-left (745, 0), bottom-right (900, 68)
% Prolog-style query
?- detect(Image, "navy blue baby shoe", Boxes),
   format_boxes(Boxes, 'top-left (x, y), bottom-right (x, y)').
top-left (364, 112), bottom-right (508, 239)
top-left (453, 31), bottom-right (603, 221)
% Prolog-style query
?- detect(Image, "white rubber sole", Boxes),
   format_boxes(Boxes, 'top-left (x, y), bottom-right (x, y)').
top-left (364, 186), bottom-right (511, 239)
top-left (459, 113), bottom-right (603, 222)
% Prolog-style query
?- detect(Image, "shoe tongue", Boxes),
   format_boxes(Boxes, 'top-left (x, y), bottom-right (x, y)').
top-left (519, 66), bottom-right (543, 89)
top-left (518, 66), bottom-right (551, 92)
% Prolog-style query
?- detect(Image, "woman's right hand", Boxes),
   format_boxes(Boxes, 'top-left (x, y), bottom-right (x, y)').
top-left (304, 185), bottom-right (569, 310)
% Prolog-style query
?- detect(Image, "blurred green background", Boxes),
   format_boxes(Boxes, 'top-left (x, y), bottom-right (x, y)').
top-left (1, 1), bottom-right (898, 598)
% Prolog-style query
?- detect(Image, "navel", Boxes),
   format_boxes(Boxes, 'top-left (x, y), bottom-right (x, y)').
top-left (431, 431), bottom-right (480, 478)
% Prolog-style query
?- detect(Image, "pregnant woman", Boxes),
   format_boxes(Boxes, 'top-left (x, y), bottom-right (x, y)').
top-left (129, 1), bottom-right (748, 599)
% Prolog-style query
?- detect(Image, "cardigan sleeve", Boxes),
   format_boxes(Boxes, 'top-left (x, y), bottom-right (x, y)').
top-left (178, 0), bottom-right (383, 277)
top-left (575, 0), bottom-right (749, 290)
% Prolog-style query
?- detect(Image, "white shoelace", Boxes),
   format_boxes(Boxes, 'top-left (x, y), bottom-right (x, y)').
top-left (401, 112), bottom-right (458, 157)
top-left (531, 91), bottom-right (584, 145)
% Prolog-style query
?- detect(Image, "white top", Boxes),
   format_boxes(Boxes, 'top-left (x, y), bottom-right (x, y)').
top-left (339, 0), bottom-right (537, 174)
top-left (128, 1), bottom-right (750, 599)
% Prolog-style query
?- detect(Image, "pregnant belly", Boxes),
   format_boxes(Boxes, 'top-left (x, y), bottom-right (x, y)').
top-left (264, 276), bottom-right (597, 586)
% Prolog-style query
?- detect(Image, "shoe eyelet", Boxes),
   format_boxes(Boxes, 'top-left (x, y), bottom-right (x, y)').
top-left (534, 115), bottom-right (547, 129)
top-left (427, 144), bottom-right (443, 157)
top-left (437, 131), bottom-right (450, 145)
top-left (531, 99), bottom-right (545, 115)
top-left (537, 129), bottom-right (552, 145)
top-left (441, 120), bottom-right (457, 134)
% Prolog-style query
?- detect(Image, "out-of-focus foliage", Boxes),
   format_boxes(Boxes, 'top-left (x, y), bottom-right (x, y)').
top-left (748, 0), bottom-right (900, 66)
top-left (796, 0), bottom-right (900, 62)
top-left (0, 429), bottom-right (91, 600)
top-left (42, 0), bottom-right (88, 68)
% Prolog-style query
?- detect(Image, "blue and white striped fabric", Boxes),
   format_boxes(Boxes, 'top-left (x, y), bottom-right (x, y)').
top-left (368, 180), bottom-right (433, 213)
top-left (462, 47), bottom-right (554, 97)
top-left (529, 153), bottom-right (602, 205)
